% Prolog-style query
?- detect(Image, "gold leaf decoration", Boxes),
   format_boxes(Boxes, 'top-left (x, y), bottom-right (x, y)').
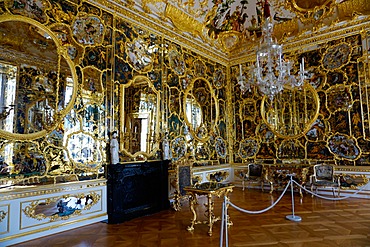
top-left (164, 4), bottom-right (203, 37)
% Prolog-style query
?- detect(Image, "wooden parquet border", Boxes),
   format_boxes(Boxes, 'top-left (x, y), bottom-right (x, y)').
top-left (10, 188), bottom-right (370, 247)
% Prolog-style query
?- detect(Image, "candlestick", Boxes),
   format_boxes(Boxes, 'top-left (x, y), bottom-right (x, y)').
top-left (239, 64), bottom-right (243, 77)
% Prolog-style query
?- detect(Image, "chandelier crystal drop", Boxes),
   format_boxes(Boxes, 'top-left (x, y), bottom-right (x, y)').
top-left (238, 18), bottom-right (306, 100)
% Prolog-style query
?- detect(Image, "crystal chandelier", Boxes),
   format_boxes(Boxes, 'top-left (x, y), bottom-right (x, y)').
top-left (238, 18), bottom-right (306, 100)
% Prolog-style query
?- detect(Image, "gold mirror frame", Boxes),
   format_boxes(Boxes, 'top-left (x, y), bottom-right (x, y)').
top-left (0, 15), bottom-right (77, 141)
top-left (183, 77), bottom-right (219, 142)
top-left (119, 75), bottom-right (160, 159)
top-left (261, 82), bottom-right (320, 139)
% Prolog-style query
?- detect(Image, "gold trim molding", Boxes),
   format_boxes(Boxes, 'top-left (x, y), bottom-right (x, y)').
top-left (164, 4), bottom-right (203, 37)
top-left (0, 179), bottom-right (107, 201)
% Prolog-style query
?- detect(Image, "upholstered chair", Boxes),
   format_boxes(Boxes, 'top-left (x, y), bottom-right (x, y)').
top-left (310, 163), bottom-right (340, 197)
top-left (241, 163), bottom-right (273, 193)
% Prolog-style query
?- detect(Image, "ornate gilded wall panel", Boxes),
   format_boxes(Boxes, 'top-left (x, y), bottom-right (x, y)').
top-left (1, 0), bottom-right (370, 188)
top-left (0, 1), bottom-right (115, 186)
top-left (233, 32), bottom-right (370, 167)
top-left (162, 39), bottom-right (227, 164)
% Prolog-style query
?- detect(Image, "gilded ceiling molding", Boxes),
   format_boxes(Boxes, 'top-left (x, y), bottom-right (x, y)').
top-left (89, 0), bottom-right (370, 64)
top-left (164, 4), bottom-right (203, 37)
top-left (142, 0), bottom-right (165, 14)
top-left (217, 31), bottom-right (244, 53)
top-left (273, 18), bottom-right (299, 42)
top-left (283, 0), bottom-right (336, 24)
top-left (283, 18), bottom-right (370, 53)
top-left (91, 0), bottom-right (228, 65)
top-left (337, 0), bottom-right (370, 19)
top-left (230, 17), bottom-right (370, 70)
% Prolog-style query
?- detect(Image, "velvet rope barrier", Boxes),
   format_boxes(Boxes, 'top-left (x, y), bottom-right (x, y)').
top-left (219, 178), bottom-right (370, 247)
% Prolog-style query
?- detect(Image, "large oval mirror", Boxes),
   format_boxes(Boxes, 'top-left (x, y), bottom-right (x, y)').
top-left (261, 83), bottom-right (320, 139)
top-left (0, 16), bottom-right (77, 140)
top-left (120, 76), bottom-right (160, 160)
top-left (183, 78), bottom-right (218, 142)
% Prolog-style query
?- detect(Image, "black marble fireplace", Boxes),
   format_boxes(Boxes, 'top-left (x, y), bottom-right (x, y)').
top-left (106, 160), bottom-right (170, 224)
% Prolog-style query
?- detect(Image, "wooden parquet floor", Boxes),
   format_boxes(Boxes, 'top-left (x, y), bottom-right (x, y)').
top-left (10, 187), bottom-right (370, 247)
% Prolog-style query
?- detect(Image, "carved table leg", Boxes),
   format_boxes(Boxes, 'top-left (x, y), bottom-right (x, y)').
top-left (206, 193), bottom-right (214, 236)
top-left (187, 193), bottom-right (197, 232)
top-left (224, 191), bottom-right (233, 227)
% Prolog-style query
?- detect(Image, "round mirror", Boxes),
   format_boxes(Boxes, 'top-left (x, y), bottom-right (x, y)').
top-left (183, 78), bottom-right (218, 142)
top-left (261, 83), bottom-right (320, 139)
top-left (0, 16), bottom-right (77, 140)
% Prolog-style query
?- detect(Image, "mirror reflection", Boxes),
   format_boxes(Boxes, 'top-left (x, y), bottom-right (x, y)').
top-left (0, 63), bottom-right (17, 133)
top-left (0, 17), bottom-right (80, 184)
top-left (185, 93), bottom-right (203, 131)
top-left (0, 19), bottom-right (75, 139)
top-left (261, 83), bottom-right (320, 139)
top-left (121, 76), bottom-right (160, 159)
top-left (183, 78), bottom-right (218, 141)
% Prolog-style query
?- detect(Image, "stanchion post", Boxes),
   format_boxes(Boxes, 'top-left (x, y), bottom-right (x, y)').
top-left (224, 197), bottom-right (228, 247)
top-left (285, 174), bottom-right (302, 222)
top-left (220, 196), bottom-right (227, 247)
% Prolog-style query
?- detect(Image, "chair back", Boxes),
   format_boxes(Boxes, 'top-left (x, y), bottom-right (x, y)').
top-left (177, 160), bottom-right (192, 196)
top-left (314, 164), bottom-right (334, 181)
top-left (248, 163), bottom-right (263, 177)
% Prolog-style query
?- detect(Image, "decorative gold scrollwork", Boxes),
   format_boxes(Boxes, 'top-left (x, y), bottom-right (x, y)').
top-left (261, 82), bottom-right (320, 139)
top-left (284, 0), bottom-right (336, 24)
top-left (183, 77), bottom-right (219, 142)
top-left (23, 192), bottom-right (101, 221)
top-left (120, 76), bottom-right (160, 160)
top-left (0, 15), bottom-right (77, 141)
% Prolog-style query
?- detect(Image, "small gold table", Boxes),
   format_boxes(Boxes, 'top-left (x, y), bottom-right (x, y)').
top-left (184, 182), bottom-right (234, 236)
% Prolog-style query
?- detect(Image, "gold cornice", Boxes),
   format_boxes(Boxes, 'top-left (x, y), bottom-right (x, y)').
top-left (82, 0), bottom-right (370, 66)
top-left (283, 17), bottom-right (370, 53)
top-left (337, 0), bottom-right (370, 19)
top-left (229, 17), bottom-right (370, 66)
top-left (164, 4), bottom-right (203, 37)
top-left (89, 0), bottom-right (228, 65)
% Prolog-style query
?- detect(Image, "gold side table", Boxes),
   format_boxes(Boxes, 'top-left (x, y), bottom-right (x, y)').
top-left (184, 182), bottom-right (234, 236)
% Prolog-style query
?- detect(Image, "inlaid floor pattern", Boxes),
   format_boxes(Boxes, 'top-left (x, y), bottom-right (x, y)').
top-left (10, 188), bottom-right (370, 247)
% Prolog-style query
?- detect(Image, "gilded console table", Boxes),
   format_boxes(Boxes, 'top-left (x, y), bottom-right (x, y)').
top-left (184, 182), bottom-right (234, 236)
